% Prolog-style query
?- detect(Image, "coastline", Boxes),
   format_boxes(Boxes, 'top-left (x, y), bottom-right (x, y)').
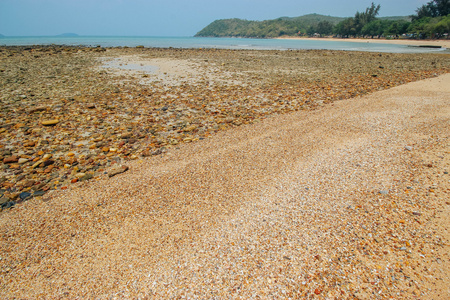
top-left (276, 36), bottom-right (450, 48)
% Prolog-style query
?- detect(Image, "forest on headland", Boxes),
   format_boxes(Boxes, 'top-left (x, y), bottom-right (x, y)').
top-left (195, 1), bottom-right (450, 39)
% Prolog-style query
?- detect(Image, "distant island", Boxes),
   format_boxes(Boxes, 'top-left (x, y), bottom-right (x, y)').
top-left (57, 33), bottom-right (79, 37)
top-left (0, 34), bottom-right (5, 38)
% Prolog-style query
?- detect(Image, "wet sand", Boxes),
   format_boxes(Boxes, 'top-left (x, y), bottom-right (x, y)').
top-left (277, 36), bottom-right (450, 49)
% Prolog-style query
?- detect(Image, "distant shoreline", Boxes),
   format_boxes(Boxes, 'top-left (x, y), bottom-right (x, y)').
top-left (1, 36), bottom-right (448, 53)
top-left (275, 36), bottom-right (450, 48)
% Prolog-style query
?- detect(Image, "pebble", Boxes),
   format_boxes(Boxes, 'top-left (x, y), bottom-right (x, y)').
top-left (41, 119), bottom-right (59, 126)
top-left (3, 156), bottom-right (18, 164)
top-left (79, 173), bottom-right (94, 181)
top-left (0, 45), bottom-right (447, 206)
top-left (19, 192), bottom-right (32, 201)
top-left (18, 158), bottom-right (29, 164)
top-left (108, 165), bottom-right (129, 177)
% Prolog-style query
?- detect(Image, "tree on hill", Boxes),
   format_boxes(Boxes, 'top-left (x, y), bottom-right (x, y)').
top-left (413, 0), bottom-right (450, 20)
top-left (335, 2), bottom-right (381, 37)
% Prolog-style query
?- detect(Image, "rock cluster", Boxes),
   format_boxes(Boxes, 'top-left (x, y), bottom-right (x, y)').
top-left (0, 45), bottom-right (448, 209)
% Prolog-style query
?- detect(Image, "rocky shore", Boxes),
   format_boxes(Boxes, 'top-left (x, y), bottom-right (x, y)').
top-left (0, 46), bottom-right (449, 210)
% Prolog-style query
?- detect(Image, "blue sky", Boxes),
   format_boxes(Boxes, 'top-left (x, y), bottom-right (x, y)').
top-left (0, 0), bottom-right (430, 36)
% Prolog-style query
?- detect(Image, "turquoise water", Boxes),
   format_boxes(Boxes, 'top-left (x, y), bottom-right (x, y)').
top-left (0, 36), bottom-right (447, 54)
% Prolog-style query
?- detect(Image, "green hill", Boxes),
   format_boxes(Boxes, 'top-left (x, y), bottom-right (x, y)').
top-left (195, 13), bottom-right (410, 38)
top-left (379, 16), bottom-right (412, 21)
top-left (195, 14), bottom-right (345, 38)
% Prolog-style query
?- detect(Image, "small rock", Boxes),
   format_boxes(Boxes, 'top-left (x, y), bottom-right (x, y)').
top-left (43, 159), bottom-right (54, 167)
top-left (33, 191), bottom-right (46, 197)
top-left (183, 125), bottom-right (198, 132)
top-left (22, 180), bottom-right (35, 188)
top-left (108, 165), bottom-right (129, 177)
top-left (19, 192), bottom-right (32, 201)
top-left (152, 148), bottom-right (164, 156)
top-left (18, 158), bottom-right (29, 164)
top-left (141, 150), bottom-right (152, 157)
top-left (120, 133), bottom-right (132, 139)
top-left (379, 190), bottom-right (389, 195)
top-left (405, 146), bottom-right (413, 151)
top-left (79, 173), bottom-right (93, 181)
top-left (32, 160), bottom-right (44, 169)
top-left (3, 156), bottom-right (19, 164)
top-left (75, 172), bottom-right (86, 179)
top-left (41, 119), bottom-right (59, 126)
top-left (1, 201), bottom-right (15, 209)
top-left (23, 141), bottom-right (36, 147)
top-left (0, 197), bottom-right (9, 205)
top-left (29, 106), bottom-right (47, 113)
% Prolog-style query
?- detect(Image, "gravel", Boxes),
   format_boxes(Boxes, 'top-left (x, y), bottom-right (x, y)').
top-left (0, 47), bottom-right (449, 298)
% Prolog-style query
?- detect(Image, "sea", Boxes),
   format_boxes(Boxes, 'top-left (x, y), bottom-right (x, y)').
top-left (0, 36), bottom-right (447, 54)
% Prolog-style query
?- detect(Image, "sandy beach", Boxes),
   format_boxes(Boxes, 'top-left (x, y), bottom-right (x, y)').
top-left (0, 46), bottom-right (449, 298)
top-left (277, 36), bottom-right (450, 49)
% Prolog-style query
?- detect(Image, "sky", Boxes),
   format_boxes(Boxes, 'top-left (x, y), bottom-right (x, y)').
top-left (0, 0), bottom-right (431, 36)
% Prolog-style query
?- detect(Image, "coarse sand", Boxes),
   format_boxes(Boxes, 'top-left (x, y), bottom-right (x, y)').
top-left (0, 73), bottom-right (449, 298)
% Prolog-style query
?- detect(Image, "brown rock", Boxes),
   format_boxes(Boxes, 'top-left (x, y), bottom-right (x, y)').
top-left (3, 156), bottom-right (18, 164)
top-left (108, 165), bottom-right (129, 178)
top-left (29, 106), bottom-right (47, 113)
top-left (141, 149), bottom-right (152, 157)
top-left (120, 133), bottom-right (132, 139)
top-left (23, 180), bottom-right (35, 188)
top-left (43, 159), bottom-right (54, 167)
top-left (183, 125), bottom-right (198, 132)
top-left (23, 141), bottom-right (36, 147)
top-left (41, 119), bottom-right (59, 126)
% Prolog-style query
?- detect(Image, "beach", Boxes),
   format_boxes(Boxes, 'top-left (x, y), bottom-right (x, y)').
top-left (0, 46), bottom-right (449, 298)
top-left (277, 36), bottom-right (450, 49)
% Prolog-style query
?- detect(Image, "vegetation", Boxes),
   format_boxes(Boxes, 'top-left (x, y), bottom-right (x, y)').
top-left (196, 2), bottom-right (449, 40)
top-left (334, 1), bottom-right (449, 39)
top-left (195, 14), bottom-right (345, 38)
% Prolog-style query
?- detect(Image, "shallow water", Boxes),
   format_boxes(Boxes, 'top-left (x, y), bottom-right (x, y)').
top-left (1, 36), bottom-right (448, 54)
top-left (102, 58), bottom-right (159, 73)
